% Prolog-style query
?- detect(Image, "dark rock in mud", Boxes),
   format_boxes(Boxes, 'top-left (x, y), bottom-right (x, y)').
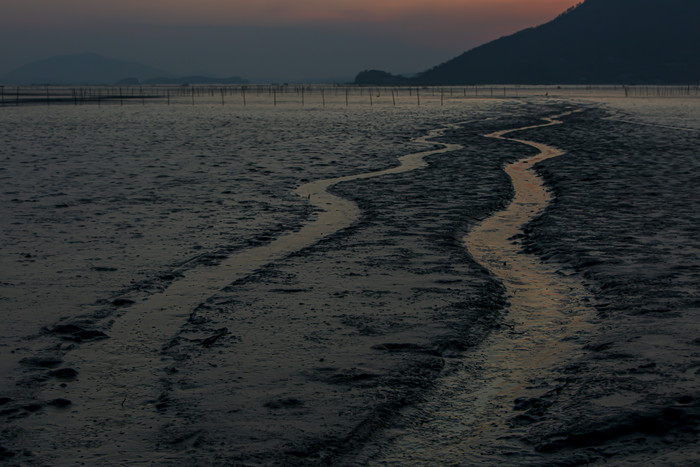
top-left (371, 343), bottom-right (440, 356)
top-left (45, 324), bottom-right (108, 342)
top-left (0, 408), bottom-right (21, 417)
top-left (91, 266), bottom-right (117, 272)
top-left (20, 358), bottom-right (63, 369)
top-left (112, 298), bottom-right (135, 307)
top-left (50, 368), bottom-right (78, 380)
top-left (264, 398), bottom-right (304, 409)
top-left (154, 392), bottom-right (170, 411)
top-left (201, 328), bottom-right (229, 348)
top-left (49, 324), bottom-right (84, 335)
top-left (21, 404), bottom-right (43, 413)
top-left (536, 407), bottom-right (700, 453)
top-left (47, 398), bottom-right (72, 408)
top-left (74, 330), bottom-right (108, 342)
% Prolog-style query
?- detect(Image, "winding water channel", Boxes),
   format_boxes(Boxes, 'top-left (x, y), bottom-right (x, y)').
top-left (31, 122), bottom-right (465, 461)
top-left (19, 112), bottom-right (596, 463)
top-left (354, 111), bottom-right (596, 464)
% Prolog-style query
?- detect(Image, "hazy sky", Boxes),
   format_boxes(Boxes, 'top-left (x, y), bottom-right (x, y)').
top-left (2, 0), bottom-right (581, 82)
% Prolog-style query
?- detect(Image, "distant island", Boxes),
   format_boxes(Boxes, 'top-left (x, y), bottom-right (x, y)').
top-left (0, 53), bottom-right (248, 85)
top-left (356, 0), bottom-right (700, 85)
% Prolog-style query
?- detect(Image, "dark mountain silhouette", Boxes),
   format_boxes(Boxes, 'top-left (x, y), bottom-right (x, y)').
top-left (0, 53), bottom-right (174, 85)
top-left (355, 70), bottom-right (409, 86)
top-left (357, 0), bottom-right (700, 85)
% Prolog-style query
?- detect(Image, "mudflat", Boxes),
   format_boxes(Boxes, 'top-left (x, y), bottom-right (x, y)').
top-left (1, 97), bottom-right (698, 465)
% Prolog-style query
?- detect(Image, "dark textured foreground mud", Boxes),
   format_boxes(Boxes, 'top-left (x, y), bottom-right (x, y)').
top-left (509, 107), bottom-right (700, 464)
top-left (2, 101), bottom-right (698, 465)
top-left (0, 103), bottom-right (529, 464)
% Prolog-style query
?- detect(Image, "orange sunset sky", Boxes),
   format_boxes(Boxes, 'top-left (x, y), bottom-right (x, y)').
top-left (2, 0), bottom-right (581, 81)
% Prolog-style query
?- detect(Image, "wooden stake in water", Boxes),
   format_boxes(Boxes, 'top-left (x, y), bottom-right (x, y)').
top-left (242, 87), bottom-right (247, 106)
top-left (345, 89), bottom-right (349, 107)
top-left (391, 89), bottom-right (396, 106)
top-left (417, 88), bottom-right (420, 106)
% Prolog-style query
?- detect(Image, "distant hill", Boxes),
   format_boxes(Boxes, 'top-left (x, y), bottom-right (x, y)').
top-left (0, 53), bottom-right (173, 85)
top-left (354, 70), bottom-right (409, 86)
top-left (357, 0), bottom-right (700, 85)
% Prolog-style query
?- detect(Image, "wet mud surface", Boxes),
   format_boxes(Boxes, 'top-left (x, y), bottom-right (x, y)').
top-left (510, 108), bottom-right (700, 464)
top-left (1, 100), bottom-right (699, 465)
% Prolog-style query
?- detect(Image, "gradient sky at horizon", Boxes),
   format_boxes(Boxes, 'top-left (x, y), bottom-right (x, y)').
top-left (2, 0), bottom-right (581, 82)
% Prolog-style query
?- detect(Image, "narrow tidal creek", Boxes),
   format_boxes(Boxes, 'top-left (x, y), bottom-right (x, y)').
top-left (357, 111), bottom-right (596, 464)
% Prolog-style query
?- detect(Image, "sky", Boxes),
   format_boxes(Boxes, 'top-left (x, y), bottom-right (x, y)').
top-left (1, 0), bottom-right (582, 82)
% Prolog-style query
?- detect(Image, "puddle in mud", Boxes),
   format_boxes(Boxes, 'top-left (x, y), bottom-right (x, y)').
top-left (352, 111), bottom-right (597, 464)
